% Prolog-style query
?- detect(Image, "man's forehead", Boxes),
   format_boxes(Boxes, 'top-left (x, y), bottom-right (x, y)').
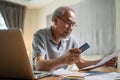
top-left (65, 11), bottom-right (76, 22)
top-left (63, 10), bottom-right (75, 17)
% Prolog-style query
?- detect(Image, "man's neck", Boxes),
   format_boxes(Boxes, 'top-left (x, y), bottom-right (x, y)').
top-left (51, 26), bottom-right (61, 44)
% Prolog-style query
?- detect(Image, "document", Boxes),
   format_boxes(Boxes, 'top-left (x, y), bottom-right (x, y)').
top-left (80, 49), bottom-right (120, 70)
top-left (85, 72), bottom-right (120, 80)
top-left (53, 69), bottom-right (120, 80)
top-left (53, 68), bottom-right (89, 77)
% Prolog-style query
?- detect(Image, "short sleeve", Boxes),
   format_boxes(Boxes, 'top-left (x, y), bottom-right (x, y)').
top-left (32, 33), bottom-right (47, 60)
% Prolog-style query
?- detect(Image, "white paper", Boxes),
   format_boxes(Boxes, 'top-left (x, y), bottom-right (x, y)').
top-left (53, 68), bottom-right (89, 77)
top-left (53, 68), bottom-right (72, 75)
top-left (80, 49), bottom-right (120, 70)
top-left (85, 72), bottom-right (120, 80)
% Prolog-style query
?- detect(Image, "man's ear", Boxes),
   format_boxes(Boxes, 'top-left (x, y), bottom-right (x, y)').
top-left (53, 16), bottom-right (58, 25)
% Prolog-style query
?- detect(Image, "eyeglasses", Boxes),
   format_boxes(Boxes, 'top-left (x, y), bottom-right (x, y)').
top-left (56, 16), bottom-right (77, 27)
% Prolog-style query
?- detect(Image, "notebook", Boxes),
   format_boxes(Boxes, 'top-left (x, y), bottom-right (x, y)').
top-left (0, 29), bottom-right (52, 79)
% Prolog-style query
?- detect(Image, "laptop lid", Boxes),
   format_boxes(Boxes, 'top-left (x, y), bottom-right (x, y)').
top-left (0, 29), bottom-right (35, 79)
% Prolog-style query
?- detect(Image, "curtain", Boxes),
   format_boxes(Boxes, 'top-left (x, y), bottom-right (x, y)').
top-left (71, 0), bottom-right (116, 56)
top-left (0, 0), bottom-right (26, 31)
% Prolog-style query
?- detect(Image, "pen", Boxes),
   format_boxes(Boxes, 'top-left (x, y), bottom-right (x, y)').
top-left (66, 76), bottom-right (84, 80)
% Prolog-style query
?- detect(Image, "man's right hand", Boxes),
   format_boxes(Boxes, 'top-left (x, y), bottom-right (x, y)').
top-left (61, 48), bottom-right (82, 64)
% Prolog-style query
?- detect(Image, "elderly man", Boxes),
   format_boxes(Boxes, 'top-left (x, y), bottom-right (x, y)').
top-left (32, 6), bottom-right (117, 71)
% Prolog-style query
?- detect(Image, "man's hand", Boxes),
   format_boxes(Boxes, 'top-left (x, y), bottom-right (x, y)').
top-left (61, 48), bottom-right (82, 65)
top-left (104, 57), bottom-right (118, 67)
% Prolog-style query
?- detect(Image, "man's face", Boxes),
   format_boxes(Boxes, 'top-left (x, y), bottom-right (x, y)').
top-left (56, 10), bottom-right (76, 38)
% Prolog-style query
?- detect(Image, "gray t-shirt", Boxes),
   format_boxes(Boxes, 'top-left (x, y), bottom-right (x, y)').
top-left (32, 27), bottom-right (78, 70)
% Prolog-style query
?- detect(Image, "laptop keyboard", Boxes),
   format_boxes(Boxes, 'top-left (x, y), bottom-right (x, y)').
top-left (33, 71), bottom-right (52, 78)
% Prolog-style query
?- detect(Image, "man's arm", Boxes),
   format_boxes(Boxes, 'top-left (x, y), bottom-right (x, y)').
top-left (34, 48), bottom-right (81, 71)
top-left (34, 55), bottom-right (66, 71)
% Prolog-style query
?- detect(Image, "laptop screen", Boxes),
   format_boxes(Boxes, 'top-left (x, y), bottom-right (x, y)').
top-left (0, 29), bottom-right (34, 79)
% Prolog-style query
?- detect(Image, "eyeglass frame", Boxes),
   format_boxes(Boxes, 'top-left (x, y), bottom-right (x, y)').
top-left (56, 15), bottom-right (77, 27)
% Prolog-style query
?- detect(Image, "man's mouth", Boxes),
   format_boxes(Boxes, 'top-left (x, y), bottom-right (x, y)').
top-left (64, 31), bottom-right (71, 36)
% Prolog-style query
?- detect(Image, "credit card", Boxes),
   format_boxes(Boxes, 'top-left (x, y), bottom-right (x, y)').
top-left (79, 43), bottom-right (90, 53)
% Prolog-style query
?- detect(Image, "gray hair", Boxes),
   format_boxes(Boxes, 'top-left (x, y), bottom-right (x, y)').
top-left (52, 6), bottom-right (75, 21)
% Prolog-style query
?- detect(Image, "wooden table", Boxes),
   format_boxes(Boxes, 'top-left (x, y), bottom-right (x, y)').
top-left (38, 66), bottom-right (120, 80)
top-left (0, 66), bottom-right (119, 80)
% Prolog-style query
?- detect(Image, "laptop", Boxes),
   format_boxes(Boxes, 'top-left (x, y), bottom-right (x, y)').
top-left (0, 29), bottom-right (52, 79)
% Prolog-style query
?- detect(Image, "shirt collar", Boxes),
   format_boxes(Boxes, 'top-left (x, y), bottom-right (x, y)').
top-left (47, 26), bottom-right (70, 44)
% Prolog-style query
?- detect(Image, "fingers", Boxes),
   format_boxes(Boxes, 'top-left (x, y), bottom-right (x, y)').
top-left (110, 57), bottom-right (118, 63)
top-left (62, 48), bottom-right (82, 64)
top-left (66, 48), bottom-right (81, 64)
top-left (104, 57), bottom-right (118, 67)
top-left (112, 57), bottom-right (118, 60)
top-left (69, 49), bottom-right (80, 58)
